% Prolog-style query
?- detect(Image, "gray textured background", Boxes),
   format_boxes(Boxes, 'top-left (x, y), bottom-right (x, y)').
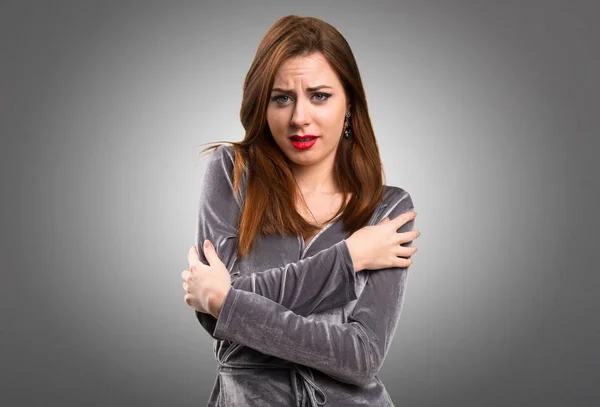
top-left (1, 0), bottom-right (598, 406)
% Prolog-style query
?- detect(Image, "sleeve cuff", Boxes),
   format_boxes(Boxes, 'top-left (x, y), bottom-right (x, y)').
top-left (339, 240), bottom-right (358, 302)
top-left (213, 287), bottom-right (240, 340)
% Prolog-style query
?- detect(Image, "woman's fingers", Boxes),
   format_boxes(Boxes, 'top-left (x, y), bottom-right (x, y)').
top-left (391, 211), bottom-right (417, 228)
top-left (397, 229), bottom-right (421, 245)
top-left (182, 269), bottom-right (192, 293)
top-left (394, 257), bottom-right (413, 268)
top-left (377, 256), bottom-right (412, 269)
top-left (183, 269), bottom-right (195, 307)
top-left (395, 245), bottom-right (418, 258)
top-left (188, 245), bottom-right (199, 268)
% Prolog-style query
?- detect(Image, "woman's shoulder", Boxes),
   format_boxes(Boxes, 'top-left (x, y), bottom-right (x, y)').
top-left (205, 144), bottom-right (247, 206)
top-left (208, 143), bottom-right (235, 163)
top-left (381, 184), bottom-right (414, 215)
top-left (383, 184), bottom-right (412, 202)
top-left (205, 144), bottom-right (240, 180)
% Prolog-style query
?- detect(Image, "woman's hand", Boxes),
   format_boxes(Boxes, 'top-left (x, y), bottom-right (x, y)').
top-left (182, 240), bottom-right (231, 318)
top-left (344, 211), bottom-right (420, 272)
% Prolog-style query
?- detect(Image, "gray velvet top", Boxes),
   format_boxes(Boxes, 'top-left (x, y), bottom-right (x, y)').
top-left (194, 145), bottom-right (415, 407)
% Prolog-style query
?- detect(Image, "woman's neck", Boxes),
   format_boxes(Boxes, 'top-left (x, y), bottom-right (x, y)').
top-left (291, 158), bottom-right (339, 195)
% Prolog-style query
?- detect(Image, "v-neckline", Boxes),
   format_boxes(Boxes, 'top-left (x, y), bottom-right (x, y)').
top-left (296, 193), bottom-right (351, 258)
top-left (303, 231), bottom-right (321, 249)
top-left (299, 213), bottom-right (343, 258)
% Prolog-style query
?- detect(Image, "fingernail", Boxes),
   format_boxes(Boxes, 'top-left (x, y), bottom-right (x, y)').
top-left (204, 239), bottom-right (212, 249)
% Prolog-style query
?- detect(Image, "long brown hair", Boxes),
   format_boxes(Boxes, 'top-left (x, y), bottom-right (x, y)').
top-left (199, 15), bottom-right (386, 257)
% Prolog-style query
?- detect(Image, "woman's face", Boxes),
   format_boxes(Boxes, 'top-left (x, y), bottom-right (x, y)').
top-left (266, 52), bottom-right (349, 169)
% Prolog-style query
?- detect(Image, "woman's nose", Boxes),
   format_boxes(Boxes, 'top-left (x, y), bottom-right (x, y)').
top-left (290, 99), bottom-right (311, 127)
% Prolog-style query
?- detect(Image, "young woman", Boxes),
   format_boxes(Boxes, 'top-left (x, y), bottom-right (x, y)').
top-left (181, 15), bottom-right (421, 407)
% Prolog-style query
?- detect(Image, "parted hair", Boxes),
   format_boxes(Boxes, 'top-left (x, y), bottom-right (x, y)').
top-left (199, 14), bottom-right (386, 257)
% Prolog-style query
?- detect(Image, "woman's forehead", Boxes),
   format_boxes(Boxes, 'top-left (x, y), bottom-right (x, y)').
top-left (273, 54), bottom-right (340, 88)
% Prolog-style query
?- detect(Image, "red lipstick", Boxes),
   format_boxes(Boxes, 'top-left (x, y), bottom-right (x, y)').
top-left (289, 134), bottom-right (318, 150)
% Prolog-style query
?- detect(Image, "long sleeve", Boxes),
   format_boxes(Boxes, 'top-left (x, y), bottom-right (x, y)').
top-left (212, 189), bottom-right (415, 387)
top-left (193, 145), bottom-right (358, 338)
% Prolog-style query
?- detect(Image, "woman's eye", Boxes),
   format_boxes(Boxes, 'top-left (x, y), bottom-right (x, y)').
top-left (272, 95), bottom-right (291, 104)
top-left (313, 92), bottom-right (331, 101)
top-left (270, 93), bottom-right (331, 105)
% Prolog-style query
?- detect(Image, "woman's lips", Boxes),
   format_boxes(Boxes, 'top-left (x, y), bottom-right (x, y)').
top-left (290, 136), bottom-right (318, 150)
top-left (290, 134), bottom-right (317, 140)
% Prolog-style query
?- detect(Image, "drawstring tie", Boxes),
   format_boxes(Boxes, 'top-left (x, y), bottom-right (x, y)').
top-left (290, 364), bottom-right (327, 406)
top-left (217, 359), bottom-right (327, 407)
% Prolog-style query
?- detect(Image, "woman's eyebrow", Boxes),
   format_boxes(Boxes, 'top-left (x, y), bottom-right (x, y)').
top-left (271, 85), bottom-right (333, 93)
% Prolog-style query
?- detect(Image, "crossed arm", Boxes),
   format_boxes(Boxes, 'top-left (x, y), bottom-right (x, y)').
top-left (193, 145), bottom-right (416, 387)
top-left (194, 145), bottom-right (358, 337)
